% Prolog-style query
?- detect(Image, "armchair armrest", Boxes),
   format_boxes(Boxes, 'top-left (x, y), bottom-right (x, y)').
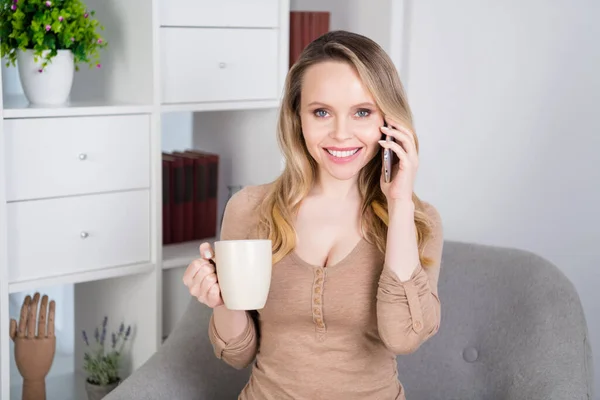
top-left (104, 298), bottom-right (251, 400)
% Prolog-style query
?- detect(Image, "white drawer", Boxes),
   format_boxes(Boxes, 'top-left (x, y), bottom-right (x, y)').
top-left (160, 0), bottom-right (279, 28)
top-left (7, 190), bottom-right (150, 283)
top-left (5, 114), bottom-right (150, 202)
top-left (160, 28), bottom-right (279, 104)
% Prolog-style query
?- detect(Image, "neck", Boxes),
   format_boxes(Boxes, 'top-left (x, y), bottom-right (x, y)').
top-left (311, 170), bottom-right (360, 200)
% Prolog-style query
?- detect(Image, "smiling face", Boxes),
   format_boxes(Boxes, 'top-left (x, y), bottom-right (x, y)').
top-left (299, 60), bottom-right (383, 182)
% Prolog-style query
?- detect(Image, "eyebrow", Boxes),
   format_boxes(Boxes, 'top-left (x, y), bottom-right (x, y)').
top-left (306, 101), bottom-right (377, 108)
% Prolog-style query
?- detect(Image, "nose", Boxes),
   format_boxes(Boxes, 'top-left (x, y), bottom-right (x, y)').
top-left (329, 117), bottom-right (353, 140)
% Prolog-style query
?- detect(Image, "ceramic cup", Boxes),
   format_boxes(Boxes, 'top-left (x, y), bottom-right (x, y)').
top-left (214, 239), bottom-right (272, 310)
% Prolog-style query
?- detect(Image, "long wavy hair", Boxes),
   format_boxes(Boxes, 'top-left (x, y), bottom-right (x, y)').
top-left (258, 30), bottom-right (434, 267)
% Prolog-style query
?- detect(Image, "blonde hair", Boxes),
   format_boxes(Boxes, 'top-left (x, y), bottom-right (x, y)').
top-left (258, 30), bottom-right (434, 266)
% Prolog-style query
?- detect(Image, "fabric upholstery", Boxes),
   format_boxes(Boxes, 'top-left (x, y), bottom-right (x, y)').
top-left (105, 241), bottom-right (594, 400)
top-left (395, 241), bottom-right (594, 400)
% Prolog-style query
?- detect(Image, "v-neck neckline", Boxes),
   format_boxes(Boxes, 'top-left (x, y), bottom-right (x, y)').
top-left (289, 238), bottom-right (367, 269)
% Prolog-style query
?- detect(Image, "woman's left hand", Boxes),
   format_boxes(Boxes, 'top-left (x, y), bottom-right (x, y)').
top-left (379, 116), bottom-right (418, 204)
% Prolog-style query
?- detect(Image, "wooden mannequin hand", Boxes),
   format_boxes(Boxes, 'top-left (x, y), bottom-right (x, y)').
top-left (9, 293), bottom-right (56, 400)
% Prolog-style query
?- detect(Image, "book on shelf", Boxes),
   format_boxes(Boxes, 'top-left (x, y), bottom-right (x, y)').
top-left (289, 11), bottom-right (330, 67)
top-left (162, 150), bottom-right (219, 245)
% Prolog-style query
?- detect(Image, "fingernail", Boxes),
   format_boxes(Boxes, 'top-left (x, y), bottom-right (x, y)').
top-left (204, 250), bottom-right (212, 259)
top-left (381, 126), bottom-right (389, 130)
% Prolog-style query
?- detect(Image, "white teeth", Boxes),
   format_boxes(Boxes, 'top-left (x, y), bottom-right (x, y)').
top-left (326, 149), bottom-right (359, 158)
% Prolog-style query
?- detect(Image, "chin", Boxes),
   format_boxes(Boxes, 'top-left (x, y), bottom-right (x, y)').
top-left (324, 167), bottom-right (361, 181)
top-left (318, 146), bottom-right (372, 181)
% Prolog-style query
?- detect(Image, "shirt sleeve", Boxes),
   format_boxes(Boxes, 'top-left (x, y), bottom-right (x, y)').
top-left (376, 202), bottom-right (444, 355)
top-left (208, 310), bottom-right (258, 369)
top-left (207, 186), bottom-right (263, 369)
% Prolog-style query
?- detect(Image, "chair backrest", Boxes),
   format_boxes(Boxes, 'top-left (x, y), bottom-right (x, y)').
top-left (139, 241), bottom-right (593, 399)
top-left (395, 241), bottom-right (594, 400)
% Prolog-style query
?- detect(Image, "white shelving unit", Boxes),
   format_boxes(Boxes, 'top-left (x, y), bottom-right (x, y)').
top-left (0, 0), bottom-right (290, 399)
top-left (0, 0), bottom-right (406, 398)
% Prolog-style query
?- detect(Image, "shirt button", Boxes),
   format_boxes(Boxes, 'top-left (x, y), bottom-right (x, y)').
top-left (414, 321), bottom-right (422, 330)
top-left (314, 287), bottom-right (321, 293)
top-left (314, 298), bottom-right (321, 304)
top-left (463, 347), bottom-right (478, 363)
top-left (314, 308), bottom-right (320, 315)
top-left (316, 269), bottom-right (323, 276)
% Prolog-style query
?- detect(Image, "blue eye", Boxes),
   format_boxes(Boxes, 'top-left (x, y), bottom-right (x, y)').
top-left (355, 109), bottom-right (371, 118)
top-left (314, 109), bottom-right (329, 118)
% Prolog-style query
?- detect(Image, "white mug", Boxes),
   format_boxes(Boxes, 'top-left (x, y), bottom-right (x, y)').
top-left (214, 239), bottom-right (272, 310)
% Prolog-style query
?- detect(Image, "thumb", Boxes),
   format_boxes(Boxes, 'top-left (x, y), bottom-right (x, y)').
top-left (199, 242), bottom-right (214, 260)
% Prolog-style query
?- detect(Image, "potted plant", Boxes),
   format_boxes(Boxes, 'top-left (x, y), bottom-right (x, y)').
top-left (81, 316), bottom-right (131, 400)
top-left (0, 0), bottom-right (107, 105)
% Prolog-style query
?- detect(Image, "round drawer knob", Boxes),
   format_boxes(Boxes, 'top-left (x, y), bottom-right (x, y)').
top-left (80, 231), bottom-right (89, 239)
top-left (78, 153), bottom-right (87, 160)
top-left (218, 62), bottom-right (227, 69)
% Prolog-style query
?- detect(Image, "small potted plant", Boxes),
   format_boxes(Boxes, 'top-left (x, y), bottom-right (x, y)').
top-left (81, 316), bottom-right (131, 400)
top-left (0, 0), bottom-right (108, 105)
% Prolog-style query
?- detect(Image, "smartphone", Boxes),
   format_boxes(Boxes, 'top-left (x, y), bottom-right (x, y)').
top-left (382, 123), bottom-right (393, 183)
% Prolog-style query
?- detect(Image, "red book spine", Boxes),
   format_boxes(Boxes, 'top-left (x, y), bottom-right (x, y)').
top-left (318, 12), bottom-right (329, 37)
top-left (197, 156), bottom-right (210, 239)
top-left (205, 154), bottom-right (219, 239)
top-left (289, 11), bottom-right (330, 67)
top-left (182, 157), bottom-right (195, 241)
top-left (182, 149), bottom-right (219, 240)
top-left (171, 156), bottom-right (185, 244)
top-left (162, 156), bottom-right (172, 245)
top-left (290, 12), bottom-right (302, 67)
top-left (172, 152), bottom-right (197, 242)
top-left (181, 151), bottom-right (209, 240)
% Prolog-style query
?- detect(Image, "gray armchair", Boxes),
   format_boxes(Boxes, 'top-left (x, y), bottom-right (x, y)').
top-left (105, 241), bottom-right (594, 399)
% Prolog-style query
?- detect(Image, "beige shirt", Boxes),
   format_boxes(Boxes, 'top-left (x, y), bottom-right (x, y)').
top-left (208, 183), bottom-right (444, 400)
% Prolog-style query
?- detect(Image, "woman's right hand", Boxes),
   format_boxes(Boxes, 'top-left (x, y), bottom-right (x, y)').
top-left (182, 242), bottom-right (224, 308)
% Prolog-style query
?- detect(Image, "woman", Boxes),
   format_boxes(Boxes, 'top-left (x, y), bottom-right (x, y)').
top-left (182, 30), bottom-right (444, 400)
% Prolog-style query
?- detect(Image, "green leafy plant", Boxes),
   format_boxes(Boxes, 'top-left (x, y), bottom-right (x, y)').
top-left (0, 0), bottom-right (107, 70)
top-left (81, 316), bottom-right (131, 386)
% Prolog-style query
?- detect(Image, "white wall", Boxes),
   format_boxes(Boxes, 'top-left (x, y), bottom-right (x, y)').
top-left (404, 1), bottom-right (599, 396)
top-left (161, 112), bottom-right (193, 153)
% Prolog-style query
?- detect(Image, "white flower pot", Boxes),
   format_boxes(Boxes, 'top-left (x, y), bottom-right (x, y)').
top-left (17, 49), bottom-right (74, 106)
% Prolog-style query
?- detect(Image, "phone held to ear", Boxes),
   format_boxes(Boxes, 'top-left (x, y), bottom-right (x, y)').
top-left (382, 123), bottom-right (393, 183)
